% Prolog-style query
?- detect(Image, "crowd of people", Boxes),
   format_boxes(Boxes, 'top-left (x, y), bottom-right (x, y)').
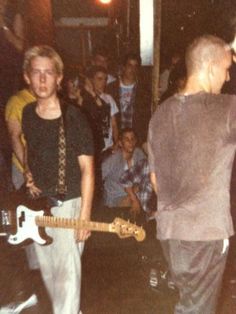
top-left (2, 1), bottom-right (236, 314)
top-left (0, 2), bottom-right (154, 311)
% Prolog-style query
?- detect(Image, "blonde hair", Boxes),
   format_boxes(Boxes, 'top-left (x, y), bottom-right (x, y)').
top-left (23, 45), bottom-right (64, 75)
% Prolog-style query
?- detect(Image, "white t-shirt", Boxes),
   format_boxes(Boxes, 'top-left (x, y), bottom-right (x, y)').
top-left (100, 93), bottom-right (119, 150)
top-left (119, 81), bottom-right (135, 128)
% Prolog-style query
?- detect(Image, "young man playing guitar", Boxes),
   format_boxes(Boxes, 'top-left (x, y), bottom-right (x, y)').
top-left (22, 45), bottom-right (94, 314)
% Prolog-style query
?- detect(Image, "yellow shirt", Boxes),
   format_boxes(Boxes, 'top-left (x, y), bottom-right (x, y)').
top-left (5, 89), bottom-right (35, 172)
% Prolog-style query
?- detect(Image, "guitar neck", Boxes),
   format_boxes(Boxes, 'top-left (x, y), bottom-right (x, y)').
top-left (36, 216), bottom-right (114, 233)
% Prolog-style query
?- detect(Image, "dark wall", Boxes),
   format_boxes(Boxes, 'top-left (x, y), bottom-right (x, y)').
top-left (24, 0), bottom-right (55, 47)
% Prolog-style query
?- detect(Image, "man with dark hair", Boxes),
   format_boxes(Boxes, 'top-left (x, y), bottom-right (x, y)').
top-left (85, 65), bottom-right (119, 153)
top-left (121, 52), bottom-right (142, 68)
top-left (107, 53), bottom-right (151, 144)
top-left (22, 45), bottom-right (94, 314)
top-left (91, 46), bottom-right (116, 84)
top-left (148, 34), bottom-right (234, 314)
top-left (102, 128), bottom-right (146, 217)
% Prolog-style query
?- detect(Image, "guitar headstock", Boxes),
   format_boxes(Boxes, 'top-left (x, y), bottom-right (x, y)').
top-left (111, 218), bottom-right (146, 242)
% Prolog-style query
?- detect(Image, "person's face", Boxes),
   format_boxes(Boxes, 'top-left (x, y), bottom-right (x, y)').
top-left (122, 59), bottom-right (139, 81)
top-left (93, 54), bottom-right (108, 69)
top-left (67, 77), bottom-right (80, 99)
top-left (209, 50), bottom-right (232, 94)
top-left (24, 56), bottom-right (62, 100)
top-left (120, 131), bottom-right (137, 154)
top-left (92, 71), bottom-right (107, 93)
top-left (0, 0), bottom-right (7, 15)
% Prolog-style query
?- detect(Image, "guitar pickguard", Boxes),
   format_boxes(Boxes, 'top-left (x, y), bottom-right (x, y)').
top-left (8, 205), bottom-right (47, 245)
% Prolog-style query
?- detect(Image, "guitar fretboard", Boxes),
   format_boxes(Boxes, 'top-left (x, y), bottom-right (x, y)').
top-left (35, 216), bottom-right (113, 233)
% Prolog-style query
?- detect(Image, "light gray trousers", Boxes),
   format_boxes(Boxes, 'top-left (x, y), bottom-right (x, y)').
top-left (161, 239), bottom-right (228, 314)
top-left (33, 197), bottom-right (84, 314)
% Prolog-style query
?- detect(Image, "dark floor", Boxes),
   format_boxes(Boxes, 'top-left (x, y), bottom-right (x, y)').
top-left (1, 210), bottom-right (236, 314)
top-left (1, 158), bottom-right (236, 314)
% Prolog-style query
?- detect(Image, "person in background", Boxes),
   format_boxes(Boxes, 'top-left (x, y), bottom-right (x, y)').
top-left (0, 117), bottom-right (12, 192)
top-left (5, 88), bottom-right (35, 190)
top-left (159, 58), bottom-right (186, 103)
top-left (107, 53), bottom-right (151, 145)
top-left (90, 46), bottom-right (116, 84)
top-left (0, 0), bottom-right (25, 191)
top-left (102, 128), bottom-right (146, 219)
top-left (62, 70), bottom-right (84, 107)
top-left (73, 66), bottom-right (118, 200)
top-left (159, 51), bottom-right (180, 97)
top-left (0, 0), bottom-right (25, 113)
top-left (148, 35), bottom-right (234, 314)
top-left (86, 65), bottom-right (119, 154)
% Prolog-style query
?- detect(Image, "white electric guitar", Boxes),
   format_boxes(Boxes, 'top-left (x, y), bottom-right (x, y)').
top-left (1, 205), bottom-right (146, 245)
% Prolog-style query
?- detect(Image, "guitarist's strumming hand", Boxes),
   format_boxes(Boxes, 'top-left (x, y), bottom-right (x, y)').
top-left (25, 170), bottom-right (42, 198)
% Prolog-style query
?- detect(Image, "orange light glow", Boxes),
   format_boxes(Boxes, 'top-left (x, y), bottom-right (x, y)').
top-left (99, 0), bottom-right (112, 4)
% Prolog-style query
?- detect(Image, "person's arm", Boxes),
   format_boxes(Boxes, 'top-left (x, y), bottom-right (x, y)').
top-left (1, 13), bottom-right (25, 52)
top-left (75, 155), bottom-right (94, 242)
top-left (6, 119), bottom-right (24, 168)
top-left (147, 127), bottom-right (158, 194)
top-left (120, 162), bottom-right (141, 216)
top-left (24, 142), bottom-right (42, 197)
top-left (111, 115), bottom-right (119, 149)
top-left (150, 172), bottom-right (158, 194)
top-left (124, 186), bottom-right (141, 217)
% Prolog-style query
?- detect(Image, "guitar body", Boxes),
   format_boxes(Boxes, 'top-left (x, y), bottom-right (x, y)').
top-left (8, 205), bottom-right (49, 245)
top-left (0, 189), bottom-right (53, 246)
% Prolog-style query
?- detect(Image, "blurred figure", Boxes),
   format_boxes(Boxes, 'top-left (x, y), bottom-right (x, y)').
top-left (0, 0), bottom-right (25, 113)
top-left (0, 114), bottom-right (12, 192)
top-left (0, 0), bottom-right (25, 193)
top-left (159, 51), bottom-right (180, 96)
top-left (91, 46), bottom-right (116, 84)
top-left (159, 58), bottom-right (186, 103)
top-left (5, 88), bottom-right (35, 190)
top-left (107, 53), bottom-right (151, 145)
top-left (76, 66), bottom-right (118, 200)
top-left (62, 70), bottom-right (84, 107)
top-left (86, 65), bottom-right (119, 153)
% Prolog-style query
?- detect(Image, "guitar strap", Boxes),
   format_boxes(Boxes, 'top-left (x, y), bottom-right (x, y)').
top-left (56, 101), bottom-right (68, 198)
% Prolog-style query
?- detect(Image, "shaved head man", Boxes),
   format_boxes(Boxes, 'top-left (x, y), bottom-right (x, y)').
top-left (148, 35), bottom-right (235, 314)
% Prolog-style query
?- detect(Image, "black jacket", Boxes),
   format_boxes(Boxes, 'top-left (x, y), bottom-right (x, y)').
top-left (106, 78), bottom-right (151, 144)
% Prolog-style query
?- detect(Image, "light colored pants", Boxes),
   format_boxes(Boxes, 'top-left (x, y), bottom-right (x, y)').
top-left (33, 197), bottom-right (84, 314)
